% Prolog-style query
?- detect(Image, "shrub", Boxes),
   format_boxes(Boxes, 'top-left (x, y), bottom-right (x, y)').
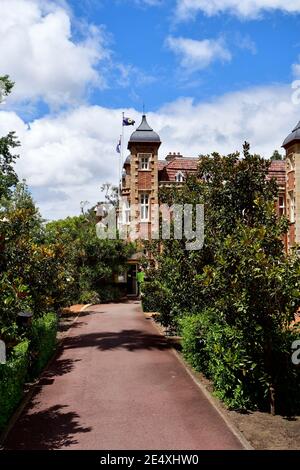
top-left (180, 311), bottom-right (300, 412)
top-left (142, 280), bottom-right (161, 313)
top-left (179, 311), bottom-right (269, 411)
top-left (79, 290), bottom-right (101, 304)
top-left (100, 285), bottom-right (125, 303)
top-left (142, 278), bottom-right (177, 329)
top-left (204, 321), bottom-right (264, 411)
top-left (29, 312), bottom-right (58, 377)
top-left (179, 313), bottom-right (210, 374)
top-left (0, 340), bottom-right (29, 430)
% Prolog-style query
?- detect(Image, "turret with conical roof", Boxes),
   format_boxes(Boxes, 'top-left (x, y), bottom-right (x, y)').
top-left (122, 114), bottom-right (161, 242)
top-left (128, 114), bottom-right (161, 146)
top-left (282, 121), bottom-right (300, 149)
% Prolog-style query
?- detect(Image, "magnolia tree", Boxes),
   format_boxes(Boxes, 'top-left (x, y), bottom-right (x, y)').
top-left (143, 143), bottom-right (300, 415)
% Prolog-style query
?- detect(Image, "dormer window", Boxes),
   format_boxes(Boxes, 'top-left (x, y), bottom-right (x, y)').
top-left (175, 171), bottom-right (185, 182)
top-left (139, 153), bottom-right (151, 170)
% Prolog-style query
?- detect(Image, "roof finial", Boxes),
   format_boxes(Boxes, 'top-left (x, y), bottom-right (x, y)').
top-left (142, 102), bottom-right (145, 115)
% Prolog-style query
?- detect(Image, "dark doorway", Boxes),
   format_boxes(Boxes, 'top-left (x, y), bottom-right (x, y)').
top-left (127, 264), bottom-right (137, 296)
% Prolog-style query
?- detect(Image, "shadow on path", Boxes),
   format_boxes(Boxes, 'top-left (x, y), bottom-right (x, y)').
top-left (38, 357), bottom-right (81, 386)
top-left (4, 353), bottom-right (88, 450)
top-left (63, 329), bottom-right (172, 352)
top-left (4, 403), bottom-right (92, 450)
top-left (58, 320), bottom-right (87, 333)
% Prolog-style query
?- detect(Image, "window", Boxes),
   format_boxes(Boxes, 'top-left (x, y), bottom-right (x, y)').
top-left (288, 153), bottom-right (295, 171)
top-left (175, 171), bottom-right (185, 182)
top-left (289, 191), bottom-right (295, 223)
top-left (125, 202), bottom-right (131, 224)
top-left (138, 153), bottom-right (151, 170)
top-left (278, 196), bottom-right (285, 217)
top-left (120, 200), bottom-right (130, 225)
top-left (140, 193), bottom-right (149, 221)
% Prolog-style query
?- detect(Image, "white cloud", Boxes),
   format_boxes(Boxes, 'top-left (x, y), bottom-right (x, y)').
top-left (0, 83), bottom-right (298, 220)
top-left (154, 85), bottom-right (298, 158)
top-left (0, 0), bottom-right (109, 107)
top-left (0, 105), bottom-right (139, 219)
top-left (176, 0), bottom-right (300, 20)
top-left (166, 36), bottom-right (231, 71)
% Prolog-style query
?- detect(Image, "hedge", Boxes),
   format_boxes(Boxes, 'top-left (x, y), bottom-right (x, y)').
top-left (179, 311), bottom-right (300, 413)
top-left (29, 312), bottom-right (58, 377)
top-left (0, 313), bottom-right (58, 432)
top-left (0, 340), bottom-right (29, 431)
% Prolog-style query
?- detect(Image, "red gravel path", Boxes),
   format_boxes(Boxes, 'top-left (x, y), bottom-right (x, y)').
top-left (4, 302), bottom-right (244, 450)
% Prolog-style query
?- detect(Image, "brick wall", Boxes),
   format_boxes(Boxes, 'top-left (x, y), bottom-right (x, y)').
top-left (138, 171), bottom-right (152, 190)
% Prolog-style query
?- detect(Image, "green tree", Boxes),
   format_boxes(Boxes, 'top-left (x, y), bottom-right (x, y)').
top-left (46, 214), bottom-right (135, 304)
top-left (144, 143), bottom-right (300, 414)
top-left (271, 150), bottom-right (283, 161)
top-left (0, 132), bottom-right (20, 201)
top-left (0, 76), bottom-right (19, 201)
top-left (0, 75), bottom-right (15, 97)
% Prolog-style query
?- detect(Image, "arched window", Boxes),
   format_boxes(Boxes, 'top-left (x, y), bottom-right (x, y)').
top-left (175, 171), bottom-right (185, 182)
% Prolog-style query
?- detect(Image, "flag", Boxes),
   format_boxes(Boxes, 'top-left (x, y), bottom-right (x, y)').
top-left (116, 138), bottom-right (121, 154)
top-left (123, 117), bottom-right (135, 126)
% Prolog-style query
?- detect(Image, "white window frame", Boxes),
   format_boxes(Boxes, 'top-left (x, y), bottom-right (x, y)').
top-left (289, 191), bottom-right (295, 223)
top-left (138, 153), bottom-right (151, 170)
top-left (140, 193), bottom-right (149, 222)
top-left (125, 202), bottom-right (131, 225)
top-left (278, 195), bottom-right (285, 217)
top-left (175, 171), bottom-right (185, 182)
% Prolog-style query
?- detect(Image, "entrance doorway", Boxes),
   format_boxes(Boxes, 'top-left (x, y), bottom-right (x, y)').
top-left (126, 264), bottom-right (137, 296)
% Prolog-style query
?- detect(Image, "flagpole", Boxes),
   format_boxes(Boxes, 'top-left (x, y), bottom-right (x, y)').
top-left (117, 112), bottom-right (124, 229)
top-left (121, 111), bottom-right (125, 193)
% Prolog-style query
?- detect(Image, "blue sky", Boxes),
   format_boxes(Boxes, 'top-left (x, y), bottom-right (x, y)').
top-left (68, 0), bottom-right (300, 110)
top-left (1, 0), bottom-right (300, 219)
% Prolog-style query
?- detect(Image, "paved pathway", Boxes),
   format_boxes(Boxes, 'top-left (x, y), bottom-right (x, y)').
top-left (4, 302), bottom-right (244, 450)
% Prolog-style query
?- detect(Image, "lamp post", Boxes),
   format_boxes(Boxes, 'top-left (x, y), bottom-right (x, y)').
top-left (17, 311), bottom-right (33, 328)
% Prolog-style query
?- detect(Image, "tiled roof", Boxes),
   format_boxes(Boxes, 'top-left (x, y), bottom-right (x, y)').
top-left (158, 156), bottom-right (286, 187)
top-left (165, 158), bottom-right (199, 170)
top-left (158, 157), bottom-right (199, 182)
top-left (267, 160), bottom-right (286, 188)
top-left (158, 161), bottom-right (167, 171)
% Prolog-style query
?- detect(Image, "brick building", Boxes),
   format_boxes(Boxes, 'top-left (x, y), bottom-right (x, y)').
top-left (119, 115), bottom-right (297, 294)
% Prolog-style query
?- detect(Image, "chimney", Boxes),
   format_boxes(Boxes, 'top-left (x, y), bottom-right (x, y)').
top-left (165, 151), bottom-right (183, 162)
